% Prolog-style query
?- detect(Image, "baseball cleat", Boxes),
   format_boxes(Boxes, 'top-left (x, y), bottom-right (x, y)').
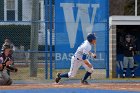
top-left (131, 74), bottom-right (135, 78)
top-left (55, 73), bottom-right (61, 83)
top-left (81, 80), bottom-right (89, 85)
top-left (122, 74), bottom-right (126, 78)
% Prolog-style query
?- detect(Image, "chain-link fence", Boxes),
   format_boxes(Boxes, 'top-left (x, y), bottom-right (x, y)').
top-left (0, 0), bottom-right (110, 81)
top-left (0, 0), bottom-right (53, 80)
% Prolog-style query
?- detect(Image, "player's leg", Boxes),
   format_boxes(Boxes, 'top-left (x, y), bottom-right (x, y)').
top-left (0, 70), bottom-right (12, 85)
top-left (67, 59), bottom-right (81, 78)
top-left (2, 70), bottom-right (12, 85)
top-left (129, 57), bottom-right (135, 78)
top-left (0, 71), bottom-right (5, 85)
top-left (123, 57), bottom-right (128, 78)
top-left (81, 60), bottom-right (94, 84)
top-left (55, 56), bottom-right (81, 83)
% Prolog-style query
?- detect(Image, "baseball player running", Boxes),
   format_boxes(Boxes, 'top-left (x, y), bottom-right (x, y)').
top-left (55, 33), bottom-right (96, 84)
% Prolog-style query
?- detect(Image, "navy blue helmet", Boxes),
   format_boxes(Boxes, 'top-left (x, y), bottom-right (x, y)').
top-left (87, 33), bottom-right (96, 42)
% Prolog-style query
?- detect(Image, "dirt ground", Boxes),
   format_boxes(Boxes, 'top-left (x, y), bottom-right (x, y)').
top-left (0, 83), bottom-right (140, 91)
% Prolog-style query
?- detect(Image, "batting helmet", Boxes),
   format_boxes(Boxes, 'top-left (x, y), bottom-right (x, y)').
top-left (87, 33), bottom-right (96, 42)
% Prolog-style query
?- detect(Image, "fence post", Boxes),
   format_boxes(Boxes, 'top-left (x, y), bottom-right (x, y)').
top-left (30, 0), bottom-right (39, 77)
top-left (49, 0), bottom-right (53, 79)
top-left (106, 0), bottom-right (109, 78)
top-left (45, 0), bottom-right (49, 79)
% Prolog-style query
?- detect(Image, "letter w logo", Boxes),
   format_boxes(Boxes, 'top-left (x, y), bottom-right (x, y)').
top-left (60, 3), bottom-right (99, 48)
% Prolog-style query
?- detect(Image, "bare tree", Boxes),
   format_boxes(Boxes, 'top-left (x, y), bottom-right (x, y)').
top-left (110, 0), bottom-right (126, 15)
top-left (110, 0), bottom-right (140, 15)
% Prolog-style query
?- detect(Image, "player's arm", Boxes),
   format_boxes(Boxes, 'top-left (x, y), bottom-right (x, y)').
top-left (6, 61), bottom-right (13, 66)
top-left (89, 40), bottom-right (97, 58)
top-left (89, 52), bottom-right (96, 58)
top-left (0, 64), bottom-right (3, 70)
top-left (82, 54), bottom-right (92, 68)
top-left (83, 60), bottom-right (92, 68)
top-left (0, 58), bottom-right (3, 70)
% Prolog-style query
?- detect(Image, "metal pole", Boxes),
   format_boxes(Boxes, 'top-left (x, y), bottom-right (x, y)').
top-left (106, 0), bottom-right (109, 78)
top-left (45, 0), bottom-right (48, 79)
top-left (49, 0), bottom-right (53, 79)
top-left (30, 0), bottom-right (39, 77)
top-left (135, 0), bottom-right (137, 16)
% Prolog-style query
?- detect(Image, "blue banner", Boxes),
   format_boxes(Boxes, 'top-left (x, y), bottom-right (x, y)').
top-left (55, 0), bottom-right (109, 69)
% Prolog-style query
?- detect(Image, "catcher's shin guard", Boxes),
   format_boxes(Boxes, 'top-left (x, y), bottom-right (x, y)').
top-left (6, 79), bottom-right (12, 85)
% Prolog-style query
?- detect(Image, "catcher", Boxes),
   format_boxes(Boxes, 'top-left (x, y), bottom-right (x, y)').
top-left (0, 45), bottom-right (17, 85)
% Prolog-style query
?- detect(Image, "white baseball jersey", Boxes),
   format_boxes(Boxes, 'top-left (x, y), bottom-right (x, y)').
top-left (74, 40), bottom-right (91, 59)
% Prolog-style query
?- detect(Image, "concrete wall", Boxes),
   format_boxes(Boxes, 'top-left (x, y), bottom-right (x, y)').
top-left (109, 25), bottom-right (117, 78)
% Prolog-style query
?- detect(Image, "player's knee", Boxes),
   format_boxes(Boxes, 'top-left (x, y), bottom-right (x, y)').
top-left (87, 68), bottom-right (94, 73)
top-left (68, 72), bottom-right (76, 78)
top-left (6, 79), bottom-right (12, 85)
top-left (3, 78), bottom-right (12, 85)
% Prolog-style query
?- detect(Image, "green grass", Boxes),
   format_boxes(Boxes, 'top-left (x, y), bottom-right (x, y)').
top-left (11, 67), bottom-right (45, 80)
top-left (10, 66), bottom-right (106, 80)
top-left (10, 66), bottom-right (140, 82)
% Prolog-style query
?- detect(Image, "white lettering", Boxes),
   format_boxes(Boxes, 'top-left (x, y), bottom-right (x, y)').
top-left (55, 53), bottom-right (104, 61)
top-left (62, 53), bottom-right (68, 61)
top-left (55, 53), bottom-right (74, 61)
top-left (68, 53), bottom-right (74, 60)
top-left (55, 53), bottom-right (61, 60)
top-left (94, 53), bottom-right (104, 61)
top-left (60, 3), bottom-right (100, 48)
top-left (99, 53), bottom-right (104, 60)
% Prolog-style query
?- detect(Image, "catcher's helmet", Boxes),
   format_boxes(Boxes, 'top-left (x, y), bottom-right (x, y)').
top-left (87, 33), bottom-right (96, 42)
top-left (3, 44), bottom-right (13, 53)
top-left (3, 44), bottom-right (11, 50)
